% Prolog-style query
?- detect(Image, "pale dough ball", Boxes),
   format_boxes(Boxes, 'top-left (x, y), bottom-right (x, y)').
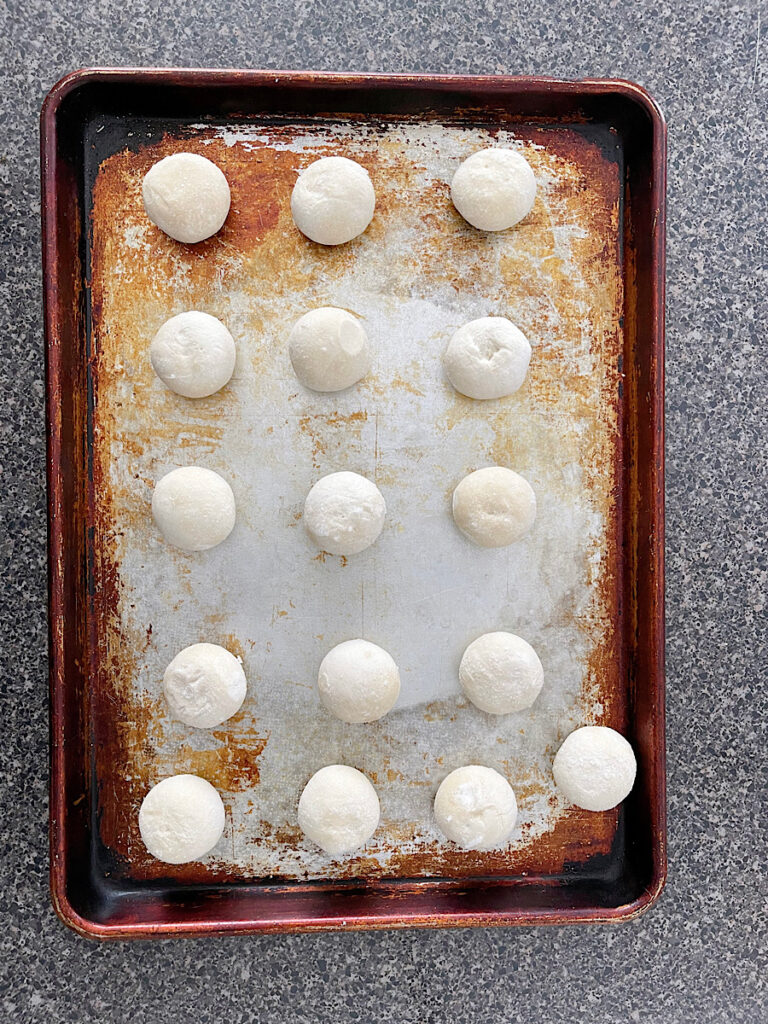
top-left (444, 317), bottom-right (531, 400)
top-left (150, 311), bottom-right (236, 398)
top-left (139, 774), bottom-right (225, 864)
top-left (298, 765), bottom-right (380, 857)
top-left (451, 147), bottom-right (536, 232)
top-left (291, 156), bottom-right (375, 245)
top-left (288, 307), bottom-right (370, 392)
top-left (304, 471), bottom-right (386, 556)
top-left (434, 766), bottom-right (517, 850)
top-left (452, 466), bottom-right (536, 548)
top-left (163, 643), bottom-right (247, 729)
top-left (318, 639), bottom-right (400, 724)
top-left (460, 632), bottom-right (543, 714)
top-left (152, 466), bottom-right (236, 552)
top-left (553, 726), bottom-right (637, 812)
top-left (142, 152), bottom-right (231, 243)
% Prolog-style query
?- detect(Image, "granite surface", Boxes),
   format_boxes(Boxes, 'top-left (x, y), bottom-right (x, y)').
top-left (1, 1), bottom-right (766, 1021)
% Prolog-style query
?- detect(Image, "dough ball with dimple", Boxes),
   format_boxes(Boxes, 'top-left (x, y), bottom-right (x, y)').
top-left (434, 766), bottom-right (518, 850)
top-left (150, 311), bottom-right (236, 398)
top-left (152, 467), bottom-right (236, 552)
top-left (460, 632), bottom-right (544, 714)
top-left (142, 152), bottom-right (231, 243)
top-left (553, 726), bottom-right (637, 811)
top-left (444, 317), bottom-right (531, 400)
top-left (451, 148), bottom-right (536, 232)
top-left (139, 774), bottom-right (225, 864)
top-left (291, 156), bottom-right (375, 245)
top-left (304, 471), bottom-right (385, 556)
top-left (163, 643), bottom-right (247, 729)
top-left (318, 639), bottom-right (400, 724)
top-left (298, 765), bottom-right (380, 857)
top-left (452, 466), bottom-right (536, 548)
top-left (288, 307), bottom-right (370, 392)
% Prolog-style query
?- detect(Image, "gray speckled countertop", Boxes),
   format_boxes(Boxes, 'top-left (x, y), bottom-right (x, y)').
top-left (1, 1), bottom-right (766, 1021)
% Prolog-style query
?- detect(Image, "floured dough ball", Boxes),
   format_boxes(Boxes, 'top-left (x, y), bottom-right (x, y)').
top-left (460, 632), bottom-right (543, 714)
top-left (291, 156), bottom-right (375, 245)
top-left (451, 148), bottom-right (536, 232)
top-left (434, 765), bottom-right (517, 850)
top-left (304, 471), bottom-right (386, 556)
top-left (298, 765), bottom-right (380, 857)
top-left (152, 466), bottom-right (236, 552)
top-left (318, 639), bottom-right (400, 723)
top-left (288, 307), bottom-right (370, 392)
top-left (444, 317), bottom-right (531, 400)
top-left (142, 152), bottom-right (231, 243)
top-left (163, 643), bottom-right (247, 728)
top-left (553, 726), bottom-right (637, 811)
top-left (452, 466), bottom-right (536, 548)
top-left (150, 311), bottom-right (236, 398)
top-left (139, 774), bottom-right (225, 864)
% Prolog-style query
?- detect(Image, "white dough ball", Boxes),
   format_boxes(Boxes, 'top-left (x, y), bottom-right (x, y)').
top-left (163, 643), bottom-right (247, 729)
top-left (152, 466), bottom-right (236, 552)
top-left (288, 307), bottom-right (370, 392)
top-left (304, 471), bottom-right (386, 556)
top-left (150, 311), bottom-right (236, 398)
top-left (139, 774), bottom-right (225, 864)
top-left (291, 156), bottom-right (375, 245)
top-left (434, 766), bottom-right (518, 850)
top-left (451, 148), bottom-right (536, 232)
top-left (460, 632), bottom-right (544, 714)
top-left (452, 466), bottom-right (536, 548)
top-left (553, 726), bottom-right (637, 812)
top-left (298, 765), bottom-right (380, 857)
top-left (318, 639), bottom-right (400, 724)
top-left (142, 152), bottom-right (231, 243)
top-left (444, 317), bottom-right (531, 400)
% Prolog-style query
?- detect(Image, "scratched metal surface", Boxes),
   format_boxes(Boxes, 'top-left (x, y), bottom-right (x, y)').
top-left (88, 116), bottom-right (624, 882)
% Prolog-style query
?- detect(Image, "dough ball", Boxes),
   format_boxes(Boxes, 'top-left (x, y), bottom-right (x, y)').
top-left (139, 774), bottom-right (225, 864)
top-left (304, 471), bottom-right (386, 556)
top-left (318, 639), bottom-right (400, 724)
top-left (434, 766), bottom-right (517, 850)
top-left (460, 632), bottom-right (543, 714)
top-left (451, 147), bottom-right (536, 232)
top-left (452, 466), bottom-right (536, 548)
top-left (298, 765), bottom-right (380, 857)
top-left (291, 156), bottom-right (375, 245)
top-left (142, 152), bottom-right (231, 243)
top-left (150, 311), bottom-right (236, 398)
top-left (553, 726), bottom-right (637, 812)
top-left (152, 466), bottom-right (236, 552)
top-left (444, 317), bottom-right (531, 400)
top-left (288, 307), bottom-right (370, 392)
top-left (163, 643), bottom-right (247, 729)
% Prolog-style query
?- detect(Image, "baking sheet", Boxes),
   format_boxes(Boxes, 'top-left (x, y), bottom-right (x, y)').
top-left (89, 117), bottom-right (624, 882)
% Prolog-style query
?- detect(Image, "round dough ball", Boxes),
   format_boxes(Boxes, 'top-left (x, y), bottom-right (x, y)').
top-left (288, 307), bottom-right (370, 392)
top-left (460, 632), bottom-right (543, 714)
top-left (163, 642), bottom-right (247, 729)
top-left (318, 639), bottom-right (400, 724)
top-left (150, 311), bottom-right (236, 398)
top-left (139, 774), bottom-right (225, 864)
top-left (304, 471), bottom-right (386, 556)
top-left (553, 726), bottom-right (637, 812)
top-left (444, 317), bottom-right (531, 400)
top-left (142, 152), bottom-right (231, 243)
top-left (152, 466), bottom-right (236, 552)
top-left (298, 765), bottom-right (380, 857)
top-left (291, 156), bottom-right (375, 245)
top-left (452, 466), bottom-right (536, 548)
top-left (434, 766), bottom-right (518, 850)
top-left (451, 148), bottom-right (536, 232)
